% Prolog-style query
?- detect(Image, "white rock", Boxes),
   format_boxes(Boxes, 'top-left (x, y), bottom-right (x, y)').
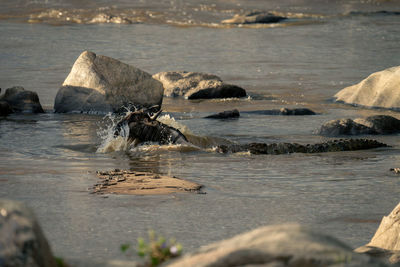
top-left (334, 66), bottom-right (400, 109)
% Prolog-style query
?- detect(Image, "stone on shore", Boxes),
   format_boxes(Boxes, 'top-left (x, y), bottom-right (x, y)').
top-left (152, 71), bottom-right (246, 99)
top-left (166, 224), bottom-right (386, 267)
top-left (54, 51), bottom-right (164, 113)
top-left (92, 169), bottom-right (203, 195)
top-left (0, 199), bottom-right (57, 267)
top-left (0, 86), bottom-right (44, 113)
top-left (355, 202), bottom-right (400, 264)
top-left (222, 11), bottom-right (287, 24)
top-left (319, 115), bottom-right (400, 136)
top-left (205, 109), bottom-right (240, 119)
top-left (334, 66), bottom-right (400, 109)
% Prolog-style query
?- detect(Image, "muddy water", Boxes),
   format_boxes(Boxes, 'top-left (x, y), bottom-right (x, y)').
top-left (1, 0), bottom-right (400, 263)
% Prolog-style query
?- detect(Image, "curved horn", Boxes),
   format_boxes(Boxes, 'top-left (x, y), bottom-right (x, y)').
top-left (150, 109), bottom-right (162, 121)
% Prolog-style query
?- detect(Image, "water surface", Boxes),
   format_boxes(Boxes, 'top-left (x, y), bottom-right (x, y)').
top-left (1, 0), bottom-right (400, 263)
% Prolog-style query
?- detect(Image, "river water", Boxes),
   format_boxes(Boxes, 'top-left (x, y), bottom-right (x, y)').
top-left (1, 0), bottom-right (400, 263)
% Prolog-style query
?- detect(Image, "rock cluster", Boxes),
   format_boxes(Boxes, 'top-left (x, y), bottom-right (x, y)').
top-left (318, 115), bottom-right (400, 136)
top-left (0, 86), bottom-right (44, 115)
top-left (152, 71), bottom-right (246, 99)
top-left (54, 51), bottom-right (164, 113)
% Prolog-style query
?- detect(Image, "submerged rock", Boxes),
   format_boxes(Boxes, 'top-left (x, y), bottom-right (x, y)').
top-left (152, 71), bottom-right (246, 99)
top-left (205, 109), bottom-right (240, 119)
top-left (0, 199), bottom-right (57, 267)
top-left (334, 66), bottom-right (400, 109)
top-left (93, 169), bottom-right (203, 195)
top-left (54, 51), bottom-right (164, 113)
top-left (222, 11), bottom-right (287, 24)
top-left (217, 138), bottom-right (387, 155)
top-left (0, 86), bottom-right (44, 113)
top-left (319, 115), bottom-right (400, 136)
top-left (166, 224), bottom-right (386, 267)
top-left (89, 13), bottom-right (132, 24)
top-left (355, 202), bottom-right (400, 264)
top-left (245, 107), bottom-right (316, 115)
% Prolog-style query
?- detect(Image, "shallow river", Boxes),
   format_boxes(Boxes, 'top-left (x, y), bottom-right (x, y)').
top-left (1, 0), bottom-right (400, 263)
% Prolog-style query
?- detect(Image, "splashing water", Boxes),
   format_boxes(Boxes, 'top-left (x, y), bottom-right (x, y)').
top-left (96, 111), bottom-right (231, 153)
top-left (96, 112), bottom-right (132, 153)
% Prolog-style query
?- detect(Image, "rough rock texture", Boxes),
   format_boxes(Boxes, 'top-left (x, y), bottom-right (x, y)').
top-left (92, 169), bottom-right (203, 195)
top-left (166, 224), bottom-right (386, 267)
top-left (245, 108), bottom-right (316, 115)
top-left (222, 11), bottom-right (287, 24)
top-left (217, 138), bottom-right (387, 155)
top-left (205, 109), bottom-right (240, 119)
top-left (334, 66), bottom-right (400, 109)
top-left (152, 71), bottom-right (246, 99)
top-left (0, 86), bottom-right (44, 113)
top-left (319, 115), bottom-right (400, 136)
top-left (0, 199), bottom-right (57, 267)
top-left (356, 202), bottom-right (400, 264)
top-left (54, 51), bottom-right (164, 113)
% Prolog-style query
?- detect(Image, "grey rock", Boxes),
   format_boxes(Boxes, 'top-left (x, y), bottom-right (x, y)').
top-left (152, 71), bottom-right (246, 99)
top-left (0, 199), bottom-right (57, 267)
top-left (54, 51), bottom-right (164, 113)
top-left (318, 118), bottom-right (374, 136)
top-left (0, 86), bottom-right (44, 113)
top-left (245, 108), bottom-right (316, 116)
top-left (166, 224), bottom-right (387, 267)
top-left (319, 115), bottom-right (400, 136)
top-left (354, 115), bottom-right (400, 134)
top-left (222, 11), bottom-right (287, 24)
top-left (205, 109), bottom-right (240, 119)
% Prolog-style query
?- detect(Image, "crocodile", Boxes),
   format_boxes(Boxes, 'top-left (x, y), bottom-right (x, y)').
top-left (113, 108), bottom-right (388, 153)
top-left (217, 138), bottom-right (387, 155)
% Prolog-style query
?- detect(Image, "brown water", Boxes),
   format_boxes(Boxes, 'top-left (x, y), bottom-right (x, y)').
top-left (1, 0), bottom-right (400, 263)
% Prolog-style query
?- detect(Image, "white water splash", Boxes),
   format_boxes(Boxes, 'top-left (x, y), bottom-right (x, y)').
top-left (96, 112), bottom-right (132, 153)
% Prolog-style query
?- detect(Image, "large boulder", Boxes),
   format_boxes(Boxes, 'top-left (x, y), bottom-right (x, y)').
top-left (318, 115), bottom-right (400, 136)
top-left (334, 66), bottom-right (400, 109)
top-left (166, 224), bottom-right (386, 267)
top-left (0, 199), bottom-right (57, 267)
top-left (0, 86), bottom-right (44, 113)
top-left (152, 71), bottom-right (246, 99)
top-left (356, 202), bottom-right (400, 264)
top-left (222, 11), bottom-right (287, 24)
top-left (54, 51), bottom-right (164, 113)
